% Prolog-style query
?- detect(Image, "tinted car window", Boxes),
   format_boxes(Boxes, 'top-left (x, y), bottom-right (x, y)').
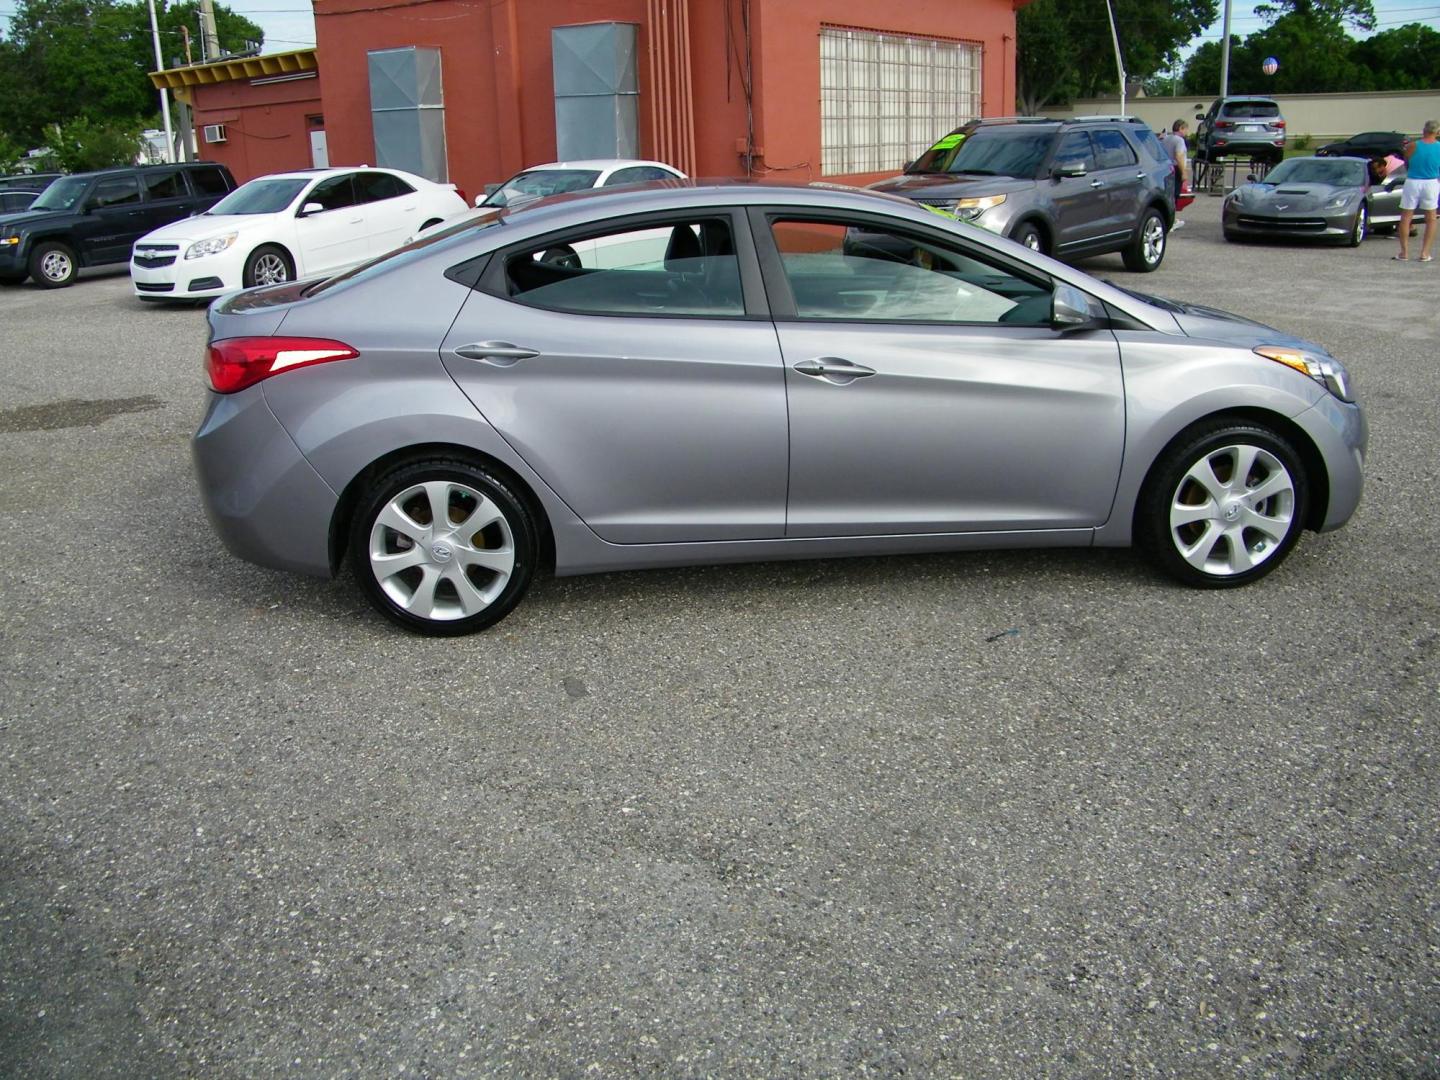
top-left (143, 169), bottom-right (186, 199)
top-left (306, 174), bottom-right (357, 212)
top-left (354, 171), bottom-right (414, 202)
top-left (1054, 132), bottom-right (1097, 172)
top-left (1221, 100), bottom-right (1280, 119)
top-left (938, 129), bottom-right (1055, 178)
top-left (483, 169), bottom-right (601, 207)
top-left (1092, 129), bottom-right (1138, 169)
top-left (189, 166), bottom-right (230, 195)
top-left (30, 176), bottom-right (89, 211)
top-left (91, 176), bottom-right (141, 207)
top-left (771, 218), bottom-right (1052, 326)
top-left (504, 217), bottom-right (743, 317)
top-left (604, 166), bottom-right (673, 186)
top-left (0, 191), bottom-right (35, 212)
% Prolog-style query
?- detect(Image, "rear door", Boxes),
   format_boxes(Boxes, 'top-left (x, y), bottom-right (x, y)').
top-left (292, 173), bottom-right (369, 274)
top-left (137, 167), bottom-right (193, 234)
top-left (440, 210), bottom-right (788, 543)
top-left (353, 170), bottom-right (420, 255)
top-left (186, 165), bottom-right (232, 211)
top-left (1091, 127), bottom-right (1146, 237)
top-left (74, 175), bottom-right (145, 265)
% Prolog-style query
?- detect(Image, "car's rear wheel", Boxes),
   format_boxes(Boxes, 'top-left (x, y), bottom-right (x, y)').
top-left (29, 241), bottom-right (77, 288)
top-left (1123, 208), bottom-right (1167, 272)
top-left (350, 460), bottom-right (537, 635)
top-left (1348, 204), bottom-right (1367, 247)
top-left (1010, 222), bottom-right (1045, 254)
top-left (243, 244), bottom-right (294, 288)
top-left (1137, 420), bottom-right (1309, 588)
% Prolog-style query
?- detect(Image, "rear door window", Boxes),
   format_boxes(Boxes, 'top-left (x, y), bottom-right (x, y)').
top-left (189, 166), bottom-right (230, 195)
top-left (1092, 129), bottom-right (1138, 169)
top-left (353, 171), bottom-right (414, 203)
top-left (143, 169), bottom-right (186, 200)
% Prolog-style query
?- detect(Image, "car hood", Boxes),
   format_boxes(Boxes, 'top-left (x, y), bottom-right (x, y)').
top-left (1234, 182), bottom-right (1359, 211)
top-left (138, 213), bottom-right (269, 245)
top-left (867, 173), bottom-right (1034, 200)
top-left (0, 208), bottom-right (64, 230)
top-left (1107, 283), bottom-right (1325, 352)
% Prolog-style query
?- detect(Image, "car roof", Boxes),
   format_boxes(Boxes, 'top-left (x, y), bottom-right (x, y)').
top-left (518, 159), bottom-right (681, 173)
top-left (242, 165), bottom-right (423, 183)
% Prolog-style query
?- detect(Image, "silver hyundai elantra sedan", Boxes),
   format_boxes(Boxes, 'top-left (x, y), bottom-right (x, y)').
top-left (194, 182), bottom-right (1365, 635)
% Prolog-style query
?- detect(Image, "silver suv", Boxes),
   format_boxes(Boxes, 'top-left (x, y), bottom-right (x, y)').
top-left (1195, 97), bottom-right (1287, 166)
top-left (868, 117), bottom-right (1175, 272)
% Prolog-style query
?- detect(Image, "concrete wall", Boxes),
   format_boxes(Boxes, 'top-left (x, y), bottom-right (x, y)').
top-left (1041, 90), bottom-right (1440, 146)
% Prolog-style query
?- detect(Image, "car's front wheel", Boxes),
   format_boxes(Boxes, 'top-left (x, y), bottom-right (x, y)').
top-left (350, 460), bottom-right (538, 635)
top-left (1137, 420), bottom-right (1309, 588)
top-left (29, 241), bottom-right (77, 288)
top-left (1010, 222), bottom-right (1046, 255)
top-left (1348, 204), bottom-right (1367, 247)
top-left (1123, 208), bottom-right (1167, 272)
top-left (243, 244), bottom-right (294, 288)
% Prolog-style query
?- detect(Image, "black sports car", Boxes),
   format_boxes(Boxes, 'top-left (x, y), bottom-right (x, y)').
top-left (1315, 130), bottom-right (1405, 159)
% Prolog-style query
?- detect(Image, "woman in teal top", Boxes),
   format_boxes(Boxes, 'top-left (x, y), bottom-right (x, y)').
top-left (1397, 119), bottom-right (1440, 262)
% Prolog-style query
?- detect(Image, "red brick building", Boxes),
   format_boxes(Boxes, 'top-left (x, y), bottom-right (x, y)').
top-left (156, 1), bottom-right (1031, 193)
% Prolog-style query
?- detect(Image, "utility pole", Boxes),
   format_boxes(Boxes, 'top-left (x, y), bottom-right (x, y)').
top-left (145, 0), bottom-right (174, 161)
top-left (1104, 0), bottom-right (1127, 117)
top-left (1219, 0), bottom-right (1233, 97)
top-left (199, 0), bottom-right (221, 63)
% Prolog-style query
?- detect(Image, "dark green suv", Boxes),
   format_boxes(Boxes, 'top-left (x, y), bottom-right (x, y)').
top-left (0, 161), bottom-right (234, 288)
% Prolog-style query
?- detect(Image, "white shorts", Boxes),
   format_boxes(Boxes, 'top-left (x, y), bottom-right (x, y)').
top-left (1401, 177), bottom-right (1439, 212)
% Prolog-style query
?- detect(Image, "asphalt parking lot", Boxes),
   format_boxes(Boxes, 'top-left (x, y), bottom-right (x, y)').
top-left (2, 195), bottom-right (1437, 1078)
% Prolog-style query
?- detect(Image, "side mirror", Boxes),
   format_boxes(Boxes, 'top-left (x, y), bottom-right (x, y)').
top-left (902, 159), bottom-right (915, 171)
top-left (1195, 113), bottom-right (1205, 121)
top-left (1051, 284), bottom-right (1099, 331)
top-left (298, 201), bottom-right (324, 216)
top-left (1246, 173), bottom-right (1258, 183)
top-left (1052, 161), bottom-right (1087, 179)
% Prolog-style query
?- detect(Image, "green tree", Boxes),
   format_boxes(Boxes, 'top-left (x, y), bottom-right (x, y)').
top-left (1350, 24), bottom-right (1440, 90)
top-left (33, 115), bottom-right (145, 171)
top-left (1017, 0), bottom-right (1219, 112)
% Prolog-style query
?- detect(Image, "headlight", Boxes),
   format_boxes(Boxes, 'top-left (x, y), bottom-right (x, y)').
top-left (1255, 345), bottom-right (1354, 402)
top-left (0, 236), bottom-right (19, 246)
top-left (185, 233), bottom-right (238, 260)
top-left (952, 194), bottom-right (1007, 220)
top-left (1325, 192), bottom-right (1357, 210)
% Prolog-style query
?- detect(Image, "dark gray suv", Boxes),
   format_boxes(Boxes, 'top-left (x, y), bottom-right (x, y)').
top-left (1194, 97), bottom-right (1287, 166)
top-left (868, 117), bottom-right (1175, 272)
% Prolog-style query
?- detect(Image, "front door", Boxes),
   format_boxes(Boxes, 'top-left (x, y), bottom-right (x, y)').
top-left (755, 212), bottom-right (1125, 538)
top-left (292, 173), bottom-right (369, 275)
top-left (74, 176), bottom-right (146, 264)
top-left (440, 211), bottom-right (788, 544)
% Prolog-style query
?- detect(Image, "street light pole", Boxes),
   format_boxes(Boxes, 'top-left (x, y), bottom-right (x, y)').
top-left (1104, 0), bottom-right (1127, 116)
top-left (1219, 0), bottom-right (1233, 97)
top-left (145, 0), bottom-right (174, 161)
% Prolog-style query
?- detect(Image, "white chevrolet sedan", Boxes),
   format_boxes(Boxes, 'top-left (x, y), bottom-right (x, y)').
top-left (130, 166), bottom-right (466, 301)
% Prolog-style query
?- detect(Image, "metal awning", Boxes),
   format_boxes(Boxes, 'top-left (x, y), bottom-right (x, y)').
top-left (149, 48), bottom-right (318, 90)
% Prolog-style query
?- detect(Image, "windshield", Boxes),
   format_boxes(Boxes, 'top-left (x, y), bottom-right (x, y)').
top-left (912, 129), bottom-right (1054, 178)
top-left (482, 169), bottom-right (601, 207)
top-left (306, 211), bottom-right (502, 297)
top-left (207, 178), bottom-right (308, 216)
top-left (29, 176), bottom-right (89, 212)
top-left (1264, 158), bottom-right (1365, 186)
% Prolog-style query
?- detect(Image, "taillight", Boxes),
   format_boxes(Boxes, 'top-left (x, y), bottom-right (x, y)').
top-left (1274, 120), bottom-right (1286, 129)
top-left (206, 336), bottom-right (359, 394)
top-left (1216, 120), bottom-right (1233, 130)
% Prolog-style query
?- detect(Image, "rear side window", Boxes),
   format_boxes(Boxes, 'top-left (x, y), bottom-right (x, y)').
top-left (1129, 126), bottom-right (1168, 163)
top-left (143, 170), bottom-right (186, 199)
top-left (604, 166), bottom-right (675, 186)
top-left (1221, 101), bottom-right (1280, 119)
top-left (354, 171), bottom-right (414, 202)
top-left (502, 217), bottom-right (743, 317)
top-left (91, 176), bottom-right (141, 207)
top-left (189, 166), bottom-right (230, 195)
top-left (1093, 129), bottom-right (1138, 169)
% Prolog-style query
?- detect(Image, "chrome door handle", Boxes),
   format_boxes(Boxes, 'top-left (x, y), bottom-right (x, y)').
top-left (454, 341), bottom-right (540, 364)
top-left (794, 357), bottom-right (875, 380)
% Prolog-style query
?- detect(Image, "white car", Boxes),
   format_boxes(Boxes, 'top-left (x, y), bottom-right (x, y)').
top-left (130, 166), bottom-right (466, 301)
top-left (478, 159), bottom-right (684, 209)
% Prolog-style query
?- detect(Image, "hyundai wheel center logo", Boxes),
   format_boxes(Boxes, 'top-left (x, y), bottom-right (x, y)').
top-left (430, 542), bottom-right (453, 562)
top-left (1223, 503), bottom-right (1243, 522)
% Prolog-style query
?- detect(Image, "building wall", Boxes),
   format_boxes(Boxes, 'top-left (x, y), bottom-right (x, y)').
top-left (188, 74), bottom-right (324, 184)
top-left (312, 0), bottom-right (1021, 199)
top-left (1044, 90), bottom-right (1440, 147)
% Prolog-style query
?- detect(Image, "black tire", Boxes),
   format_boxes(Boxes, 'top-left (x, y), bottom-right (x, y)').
top-left (1348, 204), bottom-right (1367, 247)
top-left (349, 459), bottom-right (538, 635)
top-left (242, 244), bottom-right (295, 288)
top-left (1122, 207), bottom-right (1167, 272)
top-left (1010, 221), bottom-right (1046, 255)
top-left (1136, 420), bottom-right (1309, 589)
top-left (29, 240), bottom-right (77, 288)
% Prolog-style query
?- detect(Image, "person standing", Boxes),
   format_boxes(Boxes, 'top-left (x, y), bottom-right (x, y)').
top-left (1396, 119), bottom-right (1440, 262)
top-left (1160, 120), bottom-right (1190, 230)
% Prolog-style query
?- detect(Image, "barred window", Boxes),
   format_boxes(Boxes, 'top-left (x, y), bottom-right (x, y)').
top-left (820, 26), bottom-right (983, 176)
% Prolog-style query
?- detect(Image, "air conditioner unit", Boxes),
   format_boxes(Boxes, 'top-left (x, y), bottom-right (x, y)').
top-left (203, 124), bottom-right (228, 144)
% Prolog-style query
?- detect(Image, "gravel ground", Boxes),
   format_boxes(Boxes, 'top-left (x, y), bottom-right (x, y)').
top-left (1, 198), bottom-right (1437, 1078)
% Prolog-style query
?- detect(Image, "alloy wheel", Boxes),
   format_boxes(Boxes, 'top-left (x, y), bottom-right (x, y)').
top-left (40, 249), bottom-right (72, 282)
top-left (1167, 442), bottom-right (1295, 577)
top-left (253, 252), bottom-right (290, 285)
top-left (1142, 216), bottom-right (1166, 266)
